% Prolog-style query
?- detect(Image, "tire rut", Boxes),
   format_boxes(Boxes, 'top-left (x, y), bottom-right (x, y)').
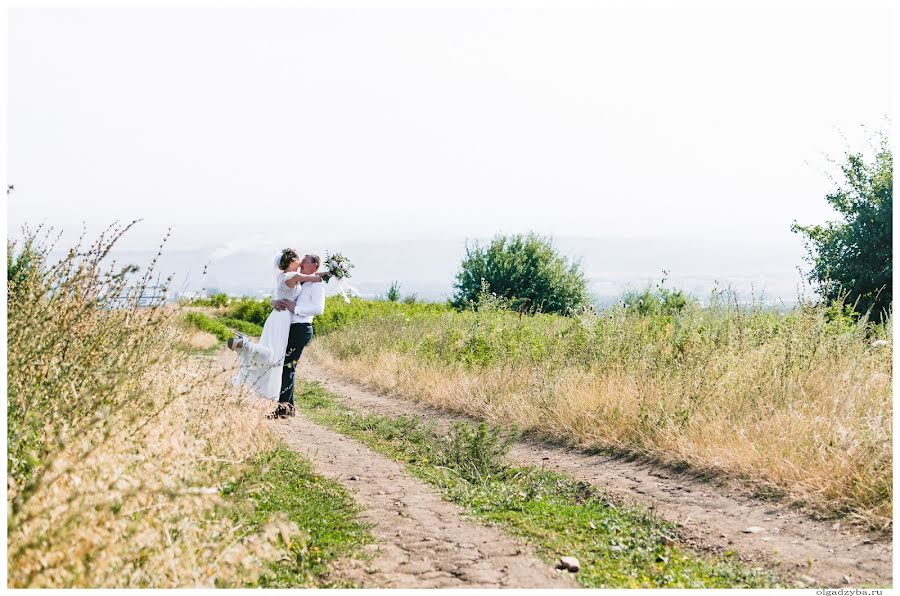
top-left (270, 414), bottom-right (576, 588)
top-left (301, 357), bottom-right (892, 588)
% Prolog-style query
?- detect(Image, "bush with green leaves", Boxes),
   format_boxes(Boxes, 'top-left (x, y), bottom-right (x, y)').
top-left (385, 281), bottom-right (401, 302)
top-left (792, 140), bottom-right (892, 322)
top-left (184, 311), bottom-right (233, 341)
top-left (451, 233), bottom-right (590, 315)
top-left (622, 283), bottom-right (693, 317)
top-left (228, 297), bottom-right (272, 327)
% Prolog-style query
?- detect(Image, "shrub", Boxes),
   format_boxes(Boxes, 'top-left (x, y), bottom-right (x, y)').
top-left (228, 297), bottom-right (272, 327)
top-left (208, 292), bottom-right (229, 307)
top-left (385, 281), bottom-right (401, 302)
top-left (792, 139), bottom-right (892, 322)
top-left (7, 224), bottom-right (282, 586)
top-left (223, 295), bottom-right (451, 337)
top-left (185, 311), bottom-right (233, 341)
top-left (622, 283), bottom-right (693, 317)
top-left (219, 317), bottom-right (263, 336)
top-left (451, 232), bottom-right (590, 315)
top-left (432, 422), bottom-right (520, 484)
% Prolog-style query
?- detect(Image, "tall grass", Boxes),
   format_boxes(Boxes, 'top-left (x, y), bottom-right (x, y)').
top-left (6, 225), bottom-right (295, 587)
top-left (311, 293), bottom-right (892, 528)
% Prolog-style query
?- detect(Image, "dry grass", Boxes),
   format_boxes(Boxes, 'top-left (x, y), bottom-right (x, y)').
top-left (7, 225), bottom-right (297, 587)
top-left (310, 298), bottom-right (892, 529)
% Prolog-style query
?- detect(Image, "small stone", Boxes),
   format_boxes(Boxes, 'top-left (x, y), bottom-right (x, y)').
top-left (871, 339), bottom-right (890, 349)
top-left (843, 575), bottom-right (852, 584)
top-left (656, 535), bottom-right (676, 547)
top-left (349, 475), bottom-right (359, 481)
top-left (589, 521), bottom-right (597, 530)
top-left (800, 575), bottom-right (817, 585)
top-left (557, 556), bottom-right (580, 573)
top-left (742, 526), bottom-right (765, 534)
top-left (720, 533), bottom-right (728, 538)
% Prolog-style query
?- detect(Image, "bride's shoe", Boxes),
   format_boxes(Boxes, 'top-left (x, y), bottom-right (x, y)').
top-left (227, 332), bottom-right (245, 351)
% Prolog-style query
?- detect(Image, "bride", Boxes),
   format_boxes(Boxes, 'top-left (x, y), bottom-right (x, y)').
top-left (228, 248), bottom-right (324, 399)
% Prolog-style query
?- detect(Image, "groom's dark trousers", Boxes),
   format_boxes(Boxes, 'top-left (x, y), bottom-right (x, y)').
top-left (279, 322), bottom-right (314, 406)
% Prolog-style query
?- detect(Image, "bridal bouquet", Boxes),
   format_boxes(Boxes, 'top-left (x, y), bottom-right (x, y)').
top-left (325, 252), bottom-right (354, 279)
top-left (323, 252), bottom-right (357, 302)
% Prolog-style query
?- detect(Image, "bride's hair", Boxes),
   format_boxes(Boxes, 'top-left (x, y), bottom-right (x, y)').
top-left (278, 248), bottom-right (299, 271)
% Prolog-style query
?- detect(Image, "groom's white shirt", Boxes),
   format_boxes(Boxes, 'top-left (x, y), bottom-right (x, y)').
top-left (292, 281), bottom-right (326, 324)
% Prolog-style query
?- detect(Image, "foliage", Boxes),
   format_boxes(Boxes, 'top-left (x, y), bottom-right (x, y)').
top-left (295, 383), bottom-right (778, 588)
top-left (207, 292), bottom-right (230, 307)
top-left (622, 279), bottom-right (693, 317)
top-left (6, 224), bottom-right (294, 587)
top-left (7, 221), bottom-right (172, 489)
top-left (221, 294), bottom-right (450, 337)
top-left (433, 422), bottom-right (520, 484)
top-left (312, 294), bottom-right (892, 526)
top-left (229, 297), bottom-right (272, 327)
top-left (184, 311), bottom-right (234, 341)
top-left (385, 281), bottom-right (401, 302)
top-left (219, 317), bottom-right (264, 337)
top-left (7, 227), bottom-right (51, 293)
top-left (451, 232), bottom-right (590, 315)
top-left (180, 292), bottom-right (229, 308)
top-left (792, 140), bottom-right (892, 322)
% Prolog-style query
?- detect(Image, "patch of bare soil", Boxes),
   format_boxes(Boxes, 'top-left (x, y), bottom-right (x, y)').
top-left (186, 330), bottom-right (218, 350)
top-left (270, 416), bottom-right (576, 588)
top-left (302, 357), bottom-right (892, 589)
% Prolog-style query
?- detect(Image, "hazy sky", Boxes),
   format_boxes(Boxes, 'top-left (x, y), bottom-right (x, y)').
top-left (7, 4), bottom-right (892, 296)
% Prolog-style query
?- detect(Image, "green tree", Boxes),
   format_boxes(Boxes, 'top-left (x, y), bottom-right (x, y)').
top-left (451, 233), bottom-right (590, 315)
top-left (792, 140), bottom-right (892, 322)
top-left (385, 281), bottom-right (401, 302)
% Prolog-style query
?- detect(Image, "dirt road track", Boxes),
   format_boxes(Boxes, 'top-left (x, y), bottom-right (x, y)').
top-left (271, 415), bottom-right (576, 588)
top-left (300, 357), bottom-right (892, 588)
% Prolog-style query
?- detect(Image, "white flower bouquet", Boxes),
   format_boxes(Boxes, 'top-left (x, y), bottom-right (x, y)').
top-left (324, 252), bottom-right (354, 280)
top-left (323, 252), bottom-right (357, 302)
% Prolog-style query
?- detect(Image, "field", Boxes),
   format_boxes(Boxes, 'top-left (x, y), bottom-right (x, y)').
top-left (214, 292), bottom-right (892, 529)
top-left (6, 232), bottom-right (370, 588)
top-left (9, 229), bottom-right (890, 588)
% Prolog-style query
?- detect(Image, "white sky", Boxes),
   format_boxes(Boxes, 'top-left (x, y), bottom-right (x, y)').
top-left (6, 4), bottom-right (893, 276)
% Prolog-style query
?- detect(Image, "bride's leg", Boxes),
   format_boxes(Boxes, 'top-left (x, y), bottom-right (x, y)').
top-left (241, 339), bottom-right (275, 363)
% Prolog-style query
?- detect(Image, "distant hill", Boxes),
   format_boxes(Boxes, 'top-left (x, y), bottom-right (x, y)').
top-left (47, 235), bottom-right (808, 305)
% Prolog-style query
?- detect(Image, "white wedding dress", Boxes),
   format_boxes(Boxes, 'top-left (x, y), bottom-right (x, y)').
top-left (232, 272), bottom-right (301, 400)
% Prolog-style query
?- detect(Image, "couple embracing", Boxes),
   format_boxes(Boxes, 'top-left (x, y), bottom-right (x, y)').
top-left (228, 248), bottom-right (330, 419)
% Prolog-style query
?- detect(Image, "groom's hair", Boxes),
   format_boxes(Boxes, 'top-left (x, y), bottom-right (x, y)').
top-left (306, 254), bottom-right (321, 267)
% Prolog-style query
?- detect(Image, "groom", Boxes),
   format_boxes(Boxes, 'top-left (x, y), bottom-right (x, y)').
top-left (269, 253), bottom-right (327, 418)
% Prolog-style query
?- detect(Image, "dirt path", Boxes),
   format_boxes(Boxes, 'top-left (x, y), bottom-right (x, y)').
top-left (301, 357), bottom-right (893, 588)
top-left (270, 415), bottom-right (576, 588)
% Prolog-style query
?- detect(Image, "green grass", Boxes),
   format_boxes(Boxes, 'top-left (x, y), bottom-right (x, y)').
top-left (219, 317), bottom-right (263, 336)
top-left (223, 295), bottom-right (451, 335)
top-left (292, 382), bottom-right (780, 589)
top-left (220, 444), bottom-right (373, 587)
top-left (183, 312), bottom-right (263, 341)
top-left (310, 293), bottom-right (892, 527)
top-left (184, 311), bottom-right (233, 342)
